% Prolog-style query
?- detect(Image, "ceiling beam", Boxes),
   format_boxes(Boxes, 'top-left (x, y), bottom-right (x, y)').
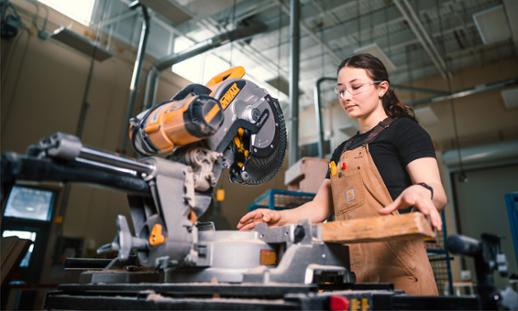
top-left (276, 0), bottom-right (341, 64)
top-left (393, 0), bottom-right (448, 78)
top-left (298, 22), bottom-right (474, 74)
top-left (176, 0), bottom-right (276, 33)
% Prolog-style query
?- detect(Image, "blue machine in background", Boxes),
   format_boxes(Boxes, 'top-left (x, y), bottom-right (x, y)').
top-left (505, 192), bottom-right (518, 266)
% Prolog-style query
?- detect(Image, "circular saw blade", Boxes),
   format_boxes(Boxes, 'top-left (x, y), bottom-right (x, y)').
top-left (231, 94), bottom-right (286, 185)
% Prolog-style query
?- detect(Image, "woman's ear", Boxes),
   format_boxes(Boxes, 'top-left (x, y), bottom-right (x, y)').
top-left (378, 81), bottom-right (389, 97)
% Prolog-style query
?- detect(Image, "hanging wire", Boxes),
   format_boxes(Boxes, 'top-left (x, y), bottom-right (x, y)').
top-left (103, 0), bottom-right (115, 49)
top-left (459, 1), bottom-right (481, 64)
top-left (384, 0), bottom-right (392, 59)
top-left (436, 0), bottom-right (467, 182)
top-left (368, 1), bottom-right (374, 47)
top-left (320, 3), bottom-right (325, 79)
top-left (356, 0), bottom-right (361, 48)
top-left (104, 0), bottom-right (115, 51)
top-left (93, 0), bottom-right (107, 48)
top-left (2, 28), bottom-right (30, 139)
top-left (229, 0), bottom-right (237, 66)
top-left (276, 1), bottom-right (282, 100)
top-left (405, 45), bottom-right (412, 101)
top-left (1, 3), bottom-right (24, 88)
top-left (26, 0), bottom-right (49, 36)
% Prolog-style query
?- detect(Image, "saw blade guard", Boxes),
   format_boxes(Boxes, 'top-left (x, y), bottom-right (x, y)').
top-left (208, 76), bottom-right (287, 185)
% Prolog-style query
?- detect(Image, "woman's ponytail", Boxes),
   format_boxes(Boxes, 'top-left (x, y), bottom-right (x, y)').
top-left (382, 88), bottom-right (416, 121)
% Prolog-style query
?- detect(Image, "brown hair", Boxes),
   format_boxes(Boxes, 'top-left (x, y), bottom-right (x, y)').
top-left (337, 53), bottom-right (416, 121)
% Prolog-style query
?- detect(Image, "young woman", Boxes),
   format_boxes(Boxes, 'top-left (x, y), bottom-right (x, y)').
top-left (237, 53), bottom-right (447, 296)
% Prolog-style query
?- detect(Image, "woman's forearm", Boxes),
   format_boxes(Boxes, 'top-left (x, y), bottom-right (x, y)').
top-left (428, 181), bottom-right (447, 211)
top-left (278, 179), bottom-right (333, 225)
top-left (277, 201), bottom-right (328, 225)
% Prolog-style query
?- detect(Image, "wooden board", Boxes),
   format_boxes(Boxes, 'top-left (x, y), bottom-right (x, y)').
top-left (1, 237), bottom-right (32, 284)
top-left (320, 213), bottom-right (436, 243)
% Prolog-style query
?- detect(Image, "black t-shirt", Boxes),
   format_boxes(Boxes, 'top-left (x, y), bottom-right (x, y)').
top-left (326, 117), bottom-right (436, 200)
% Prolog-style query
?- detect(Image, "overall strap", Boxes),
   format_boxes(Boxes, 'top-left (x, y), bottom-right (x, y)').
top-left (342, 117), bottom-right (395, 151)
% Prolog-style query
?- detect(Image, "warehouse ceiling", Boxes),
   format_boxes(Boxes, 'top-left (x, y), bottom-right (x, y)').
top-left (92, 0), bottom-right (516, 109)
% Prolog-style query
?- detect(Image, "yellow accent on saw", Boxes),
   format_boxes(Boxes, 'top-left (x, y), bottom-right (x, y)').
top-left (149, 224), bottom-right (166, 246)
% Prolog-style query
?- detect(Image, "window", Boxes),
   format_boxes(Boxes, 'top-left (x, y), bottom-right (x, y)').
top-left (4, 186), bottom-right (55, 222)
top-left (38, 0), bottom-right (96, 26)
top-left (171, 33), bottom-right (289, 106)
top-left (172, 33), bottom-right (243, 84)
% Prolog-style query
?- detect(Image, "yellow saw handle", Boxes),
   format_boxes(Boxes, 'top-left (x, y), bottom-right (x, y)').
top-left (206, 66), bottom-right (246, 91)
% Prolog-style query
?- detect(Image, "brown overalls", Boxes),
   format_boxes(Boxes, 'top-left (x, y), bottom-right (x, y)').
top-left (330, 118), bottom-right (438, 296)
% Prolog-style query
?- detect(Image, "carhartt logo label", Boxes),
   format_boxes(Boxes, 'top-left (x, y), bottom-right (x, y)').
top-left (220, 83), bottom-right (241, 109)
top-left (345, 188), bottom-right (356, 203)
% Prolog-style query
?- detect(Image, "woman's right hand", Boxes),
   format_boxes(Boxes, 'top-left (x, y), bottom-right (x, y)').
top-left (236, 208), bottom-right (282, 231)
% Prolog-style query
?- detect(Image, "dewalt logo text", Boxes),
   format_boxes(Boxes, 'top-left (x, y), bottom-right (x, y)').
top-left (220, 83), bottom-right (241, 109)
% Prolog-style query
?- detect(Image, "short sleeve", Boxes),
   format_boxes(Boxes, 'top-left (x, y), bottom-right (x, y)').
top-left (393, 118), bottom-right (436, 166)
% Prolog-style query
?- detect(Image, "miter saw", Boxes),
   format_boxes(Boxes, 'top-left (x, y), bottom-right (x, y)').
top-left (1, 66), bottom-right (352, 286)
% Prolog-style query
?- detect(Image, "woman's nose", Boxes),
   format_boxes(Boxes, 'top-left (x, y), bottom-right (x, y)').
top-left (341, 89), bottom-right (353, 100)
top-left (341, 92), bottom-right (352, 101)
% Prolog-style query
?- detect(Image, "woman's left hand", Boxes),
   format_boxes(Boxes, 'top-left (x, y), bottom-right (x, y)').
top-left (379, 185), bottom-right (442, 231)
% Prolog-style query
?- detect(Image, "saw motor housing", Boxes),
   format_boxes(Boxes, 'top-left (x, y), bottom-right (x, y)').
top-left (129, 66), bottom-right (286, 186)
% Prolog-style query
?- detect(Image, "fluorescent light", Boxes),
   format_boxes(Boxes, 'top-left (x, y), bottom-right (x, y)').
top-left (501, 88), bottom-right (518, 109)
top-left (473, 5), bottom-right (511, 45)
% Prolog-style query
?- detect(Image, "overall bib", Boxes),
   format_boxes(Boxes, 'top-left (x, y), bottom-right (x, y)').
top-left (330, 119), bottom-right (438, 296)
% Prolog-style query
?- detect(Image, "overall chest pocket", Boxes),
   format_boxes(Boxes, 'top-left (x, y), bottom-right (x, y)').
top-left (331, 170), bottom-right (365, 219)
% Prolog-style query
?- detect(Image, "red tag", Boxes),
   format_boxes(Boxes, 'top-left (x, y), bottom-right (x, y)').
top-left (329, 295), bottom-right (349, 311)
top-left (341, 161), bottom-right (347, 170)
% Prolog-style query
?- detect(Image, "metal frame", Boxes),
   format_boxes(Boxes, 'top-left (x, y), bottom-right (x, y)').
top-left (288, 0), bottom-right (301, 167)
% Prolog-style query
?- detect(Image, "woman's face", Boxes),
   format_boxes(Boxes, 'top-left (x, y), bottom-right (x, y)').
top-left (336, 66), bottom-right (387, 119)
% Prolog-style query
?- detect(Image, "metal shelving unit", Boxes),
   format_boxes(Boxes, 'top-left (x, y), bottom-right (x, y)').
top-left (426, 211), bottom-right (454, 295)
top-left (247, 189), bottom-right (315, 211)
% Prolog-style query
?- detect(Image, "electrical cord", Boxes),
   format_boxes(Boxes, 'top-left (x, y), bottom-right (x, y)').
top-left (26, 0), bottom-right (49, 39)
top-left (1, 26), bottom-right (30, 140)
